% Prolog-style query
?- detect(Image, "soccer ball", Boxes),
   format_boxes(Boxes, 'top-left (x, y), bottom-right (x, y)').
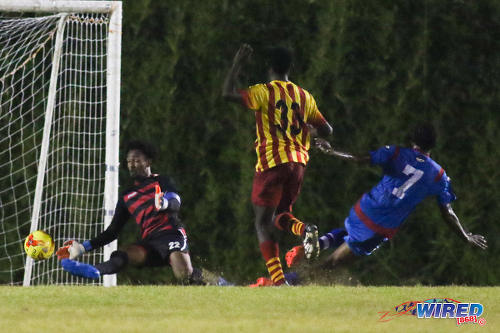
top-left (24, 230), bottom-right (55, 260)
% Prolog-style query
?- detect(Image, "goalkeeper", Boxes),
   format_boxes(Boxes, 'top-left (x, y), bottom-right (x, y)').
top-left (57, 140), bottom-right (226, 285)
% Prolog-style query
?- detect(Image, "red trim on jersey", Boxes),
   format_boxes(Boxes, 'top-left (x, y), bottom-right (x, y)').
top-left (434, 168), bottom-right (445, 182)
top-left (124, 182), bottom-right (157, 215)
top-left (141, 223), bottom-right (173, 239)
top-left (285, 84), bottom-right (296, 109)
top-left (239, 89), bottom-right (251, 108)
top-left (297, 87), bottom-right (309, 137)
top-left (123, 182), bottom-right (156, 204)
top-left (266, 83), bottom-right (282, 166)
top-left (127, 195), bottom-right (151, 216)
top-left (413, 147), bottom-right (430, 156)
top-left (354, 199), bottom-right (398, 239)
top-left (275, 82), bottom-right (294, 162)
top-left (255, 110), bottom-right (269, 171)
top-left (136, 206), bottom-right (154, 225)
top-left (391, 147), bottom-right (400, 160)
top-left (286, 83), bottom-right (304, 164)
top-left (123, 178), bottom-right (178, 239)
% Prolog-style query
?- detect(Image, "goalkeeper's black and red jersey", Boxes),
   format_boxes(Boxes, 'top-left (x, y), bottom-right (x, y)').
top-left (89, 174), bottom-right (179, 249)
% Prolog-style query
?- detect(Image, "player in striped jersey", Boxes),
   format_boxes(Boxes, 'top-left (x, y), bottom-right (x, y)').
top-left (223, 44), bottom-right (333, 286)
top-left (285, 123), bottom-right (487, 272)
top-left (56, 141), bottom-right (228, 285)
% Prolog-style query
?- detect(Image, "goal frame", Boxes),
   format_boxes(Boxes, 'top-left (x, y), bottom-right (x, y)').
top-left (0, 0), bottom-right (122, 287)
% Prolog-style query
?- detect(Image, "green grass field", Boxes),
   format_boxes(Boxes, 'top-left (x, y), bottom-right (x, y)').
top-left (0, 286), bottom-right (498, 332)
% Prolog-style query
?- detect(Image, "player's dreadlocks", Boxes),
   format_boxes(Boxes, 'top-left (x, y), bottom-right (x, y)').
top-left (126, 140), bottom-right (157, 160)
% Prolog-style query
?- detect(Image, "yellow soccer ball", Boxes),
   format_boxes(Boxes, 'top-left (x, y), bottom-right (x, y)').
top-left (24, 230), bottom-right (55, 260)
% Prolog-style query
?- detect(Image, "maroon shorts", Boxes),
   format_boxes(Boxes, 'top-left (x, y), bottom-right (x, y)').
top-left (251, 162), bottom-right (305, 213)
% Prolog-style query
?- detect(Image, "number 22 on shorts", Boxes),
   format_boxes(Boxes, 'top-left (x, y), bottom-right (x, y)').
top-left (168, 241), bottom-right (181, 250)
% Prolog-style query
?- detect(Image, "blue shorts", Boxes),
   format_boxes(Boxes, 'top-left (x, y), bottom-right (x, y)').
top-left (343, 206), bottom-right (388, 256)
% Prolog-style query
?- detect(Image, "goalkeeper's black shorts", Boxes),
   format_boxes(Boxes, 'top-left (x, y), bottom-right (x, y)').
top-left (135, 227), bottom-right (189, 267)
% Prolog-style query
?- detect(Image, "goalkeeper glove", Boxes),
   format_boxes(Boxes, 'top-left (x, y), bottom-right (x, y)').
top-left (56, 240), bottom-right (92, 260)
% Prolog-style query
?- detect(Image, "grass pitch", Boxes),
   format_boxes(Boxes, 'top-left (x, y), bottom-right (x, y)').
top-left (1, 285), bottom-right (498, 332)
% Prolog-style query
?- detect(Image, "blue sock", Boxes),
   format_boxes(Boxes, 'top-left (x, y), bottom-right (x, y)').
top-left (319, 228), bottom-right (347, 250)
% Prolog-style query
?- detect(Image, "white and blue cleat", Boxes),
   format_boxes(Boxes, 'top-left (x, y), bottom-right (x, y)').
top-left (217, 276), bottom-right (234, 286)
top-left (61, 258), bottom-right (100, 279)
top-left (303, 224), bottom-right (320, 259)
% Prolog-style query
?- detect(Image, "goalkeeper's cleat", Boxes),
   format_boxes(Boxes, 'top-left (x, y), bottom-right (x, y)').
top-left (217, 276), bottom-right (234, 286)
top-left (285, 245), bottom-right (305, 268)
top-left (61, 259), bottom-right (100, 279)
top-left (303, 224), bottom-right (320, 259)
top-left (249, 276), bottom-right (273, 287)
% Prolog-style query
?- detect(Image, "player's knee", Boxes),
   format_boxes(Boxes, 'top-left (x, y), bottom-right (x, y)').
top-left (124, 245), bottom-right (147, 266)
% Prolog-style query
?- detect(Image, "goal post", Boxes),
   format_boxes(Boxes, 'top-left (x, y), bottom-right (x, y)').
top-left (0, 1), bottom-right (121, 286)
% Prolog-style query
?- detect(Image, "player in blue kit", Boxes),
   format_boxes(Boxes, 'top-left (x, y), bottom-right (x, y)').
top-left (285, 123), bottom-right (487, 270)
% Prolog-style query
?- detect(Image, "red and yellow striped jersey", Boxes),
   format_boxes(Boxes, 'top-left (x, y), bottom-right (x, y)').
top-left (240, 80), bottom-right (328, 172)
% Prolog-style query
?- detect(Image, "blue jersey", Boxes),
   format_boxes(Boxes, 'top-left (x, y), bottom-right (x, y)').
top-left (355, 145), bottom-right (456, 238)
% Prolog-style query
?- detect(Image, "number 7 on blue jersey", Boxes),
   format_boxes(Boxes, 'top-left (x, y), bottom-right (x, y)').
top-left (392, 164), bottom-right (424, 199)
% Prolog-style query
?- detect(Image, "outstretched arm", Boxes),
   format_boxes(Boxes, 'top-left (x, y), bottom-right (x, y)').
top-left (307, 123), bottom-right (333, 139)
top-left (222, 44), bottom-right (253, 103)
top-left (56, 200), bottom-right (129, 260)
top-left (314, 138), bottom-right (371, 163)
top-left (439, 203), bottom-right (487, 250)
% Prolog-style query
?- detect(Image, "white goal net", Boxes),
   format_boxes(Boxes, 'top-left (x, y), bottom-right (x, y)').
top-left (0, 1), bottom-right (121, 286)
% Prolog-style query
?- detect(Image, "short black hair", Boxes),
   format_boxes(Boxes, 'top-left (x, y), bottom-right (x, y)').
top-left (267, 47), bottom-right (292, 76)
top-left (126, 140), bottom-right (156, 160)
top-left (412, 122), bottom-right (437, 151)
